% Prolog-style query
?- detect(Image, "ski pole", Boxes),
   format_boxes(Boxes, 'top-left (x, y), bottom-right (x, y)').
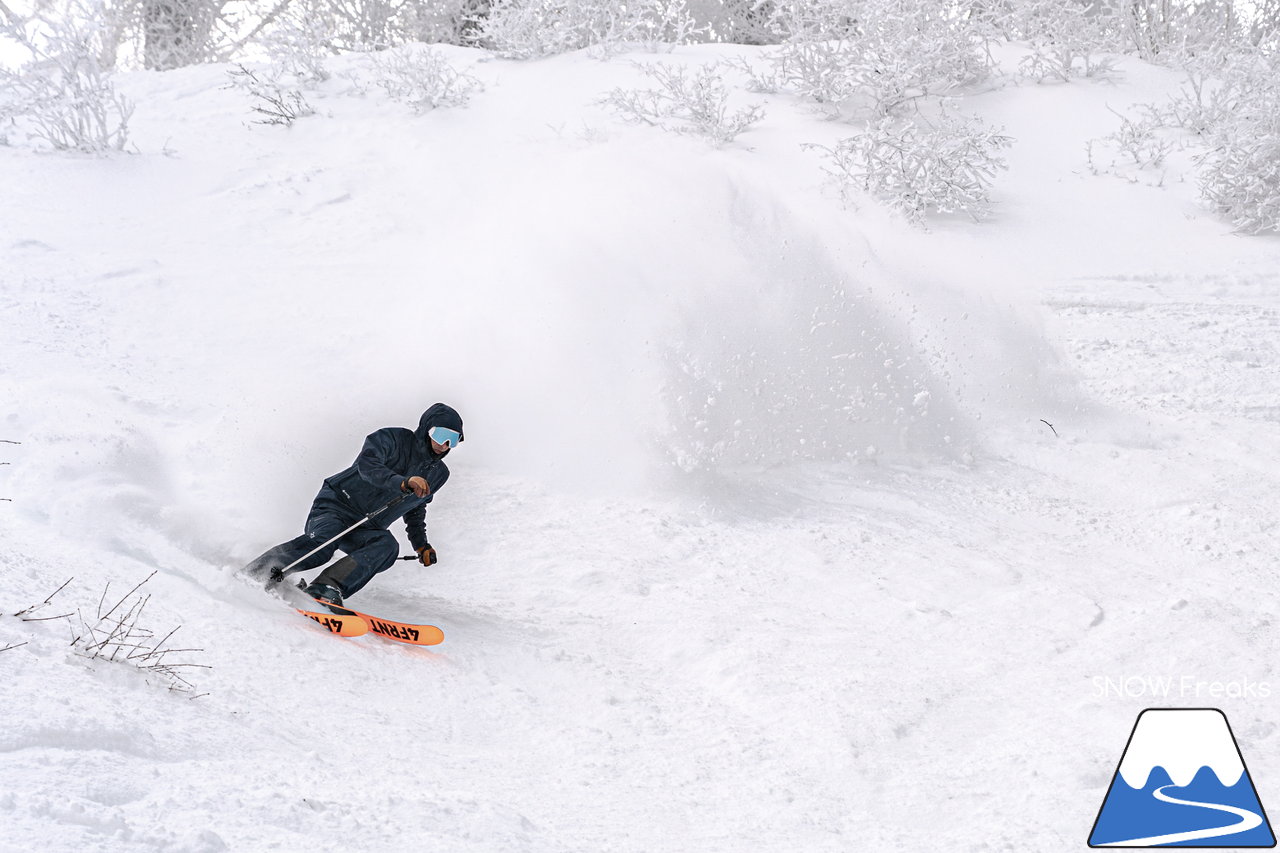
top-left (267, 491), bottom-right (418, 584)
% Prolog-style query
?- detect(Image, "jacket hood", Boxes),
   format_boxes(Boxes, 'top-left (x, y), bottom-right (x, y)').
top-left (416, 403), bottom-right (465, 450)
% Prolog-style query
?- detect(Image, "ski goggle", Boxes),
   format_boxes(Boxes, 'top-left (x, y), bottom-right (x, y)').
top-left (428, 425), bottom-right (461, 449)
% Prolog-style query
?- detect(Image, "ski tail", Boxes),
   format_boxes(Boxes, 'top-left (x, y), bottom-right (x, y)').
top-left (297, 608), bottom-right (368, 637)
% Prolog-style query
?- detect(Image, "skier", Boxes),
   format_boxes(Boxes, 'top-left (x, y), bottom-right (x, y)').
top-left (242, 403), bottom-right (464, 607)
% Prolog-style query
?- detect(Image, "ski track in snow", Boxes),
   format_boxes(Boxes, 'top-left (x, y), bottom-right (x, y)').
top-left (2, 45), bottom-right (1280, 852)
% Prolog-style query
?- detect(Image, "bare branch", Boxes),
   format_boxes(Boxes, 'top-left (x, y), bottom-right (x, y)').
top-left (0, 0), bottom-right (20, 27)
top-left (101, 571), bottom-right (156, 622)
top-left (64, 575), bottom-right (208, 696)
top-left (13, 577), bottom-right (73, 618)
top-left (20, 612), bottom-right (74, 622)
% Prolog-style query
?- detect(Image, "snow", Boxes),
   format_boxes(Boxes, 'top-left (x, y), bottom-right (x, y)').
top-left (2, 43), bottom-right (1280, 851)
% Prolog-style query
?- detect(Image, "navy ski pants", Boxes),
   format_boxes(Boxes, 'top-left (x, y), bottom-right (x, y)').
top-left (243, 501), bottom-right (399, 598)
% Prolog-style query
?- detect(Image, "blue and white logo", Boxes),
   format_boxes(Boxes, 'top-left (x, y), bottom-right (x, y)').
top-left (1089, 708), bottom-right (1275, 847)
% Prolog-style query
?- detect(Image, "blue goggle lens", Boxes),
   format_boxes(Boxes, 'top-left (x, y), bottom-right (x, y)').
top-left (429, 426), bottom-right (461, 448)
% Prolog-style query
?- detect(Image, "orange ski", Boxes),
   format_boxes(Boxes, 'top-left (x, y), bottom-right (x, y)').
top-left (297, 607), bottom-right (368, 637)
top-left (310, 597), bottom-right (444, 646)
top-left (358, 612), bottom-right (444, 646)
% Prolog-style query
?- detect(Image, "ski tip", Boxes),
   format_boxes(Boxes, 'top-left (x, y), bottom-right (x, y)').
top-left (353, 612), bottom-right (444, 646)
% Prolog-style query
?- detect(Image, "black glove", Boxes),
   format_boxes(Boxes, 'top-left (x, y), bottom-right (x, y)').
top-left (417, 544), bottom-right (437, 566)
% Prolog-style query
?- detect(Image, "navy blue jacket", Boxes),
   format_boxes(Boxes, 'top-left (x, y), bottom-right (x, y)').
top-left (314, 403), bottom-right (464, 550)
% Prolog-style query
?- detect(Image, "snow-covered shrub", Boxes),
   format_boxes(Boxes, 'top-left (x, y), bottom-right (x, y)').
top-left (1152, 53), bottom-right (1234, 136)
top-left (227, 63), bottom-right (315, 126)
top-left (0, 0), bottom-right (134, 152)
top-left (1152, 46), bottom-right (1278, 138)
top-left (748, 0), bottom-right (994, 117)
top-left (368, 44), bottom-right (481, 112)
top-left (1197, 51), bottom-right (1280, 233)
top-left (1201, 135), bottom-right (1280, 233)
top-left (970, 0), bottom-right (1234, 69)
top-left (603, 61), bottom-right (763, 144)
top-left (1093, 105), bottom-right (1173, 169)
top-left (1014, 0), bottom-right (1119, 82)
top-left (742, 38), bottom-right (856, 103)
top-left (815, 111), bottom-right (1013, 223)
top-left (1112, 45), bottom-right (1280, 233)
top-left (479, 0), bottom-right (700, 59)
top-left (1117, 0), bottom-right (1243, 61)
top-left (259, 0), bottom-right (337, 83)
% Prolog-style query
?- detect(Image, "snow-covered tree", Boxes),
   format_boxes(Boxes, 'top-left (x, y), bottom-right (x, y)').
top-left (1248, 0), bottom-right (1280, 45)
top-left (141, 0), bottom-right (217, 68)
top-left (689, 0), bottom-right (780, 44)
top-left (1011, 0), bottom-right (1119, 81)
top-left (0, 0), bottom-right (133, 150)
top-left (478, 0), bottom-right (700, 58)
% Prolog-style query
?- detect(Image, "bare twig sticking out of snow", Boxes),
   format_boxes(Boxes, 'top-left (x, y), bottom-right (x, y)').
top-left (12, 577), bottom-right (74, 621)
top-left (67, 572), bottom-right (210, 697)
top-left (1040, 419), bottom-right (1059, 437)
top-left (4, 581), bottom-right (71, 656)
top-left (1, 440), bottom-right (15, 498)
top-left (226, 64), bottom-right (314, 127)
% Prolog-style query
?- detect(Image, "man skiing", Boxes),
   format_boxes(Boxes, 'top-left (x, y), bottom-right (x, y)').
top-left (242, 403), bottom-right (464, 607)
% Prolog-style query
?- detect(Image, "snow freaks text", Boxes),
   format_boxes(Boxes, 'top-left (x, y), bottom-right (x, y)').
top-left (1093, 676), bottom-right (1272, 700)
